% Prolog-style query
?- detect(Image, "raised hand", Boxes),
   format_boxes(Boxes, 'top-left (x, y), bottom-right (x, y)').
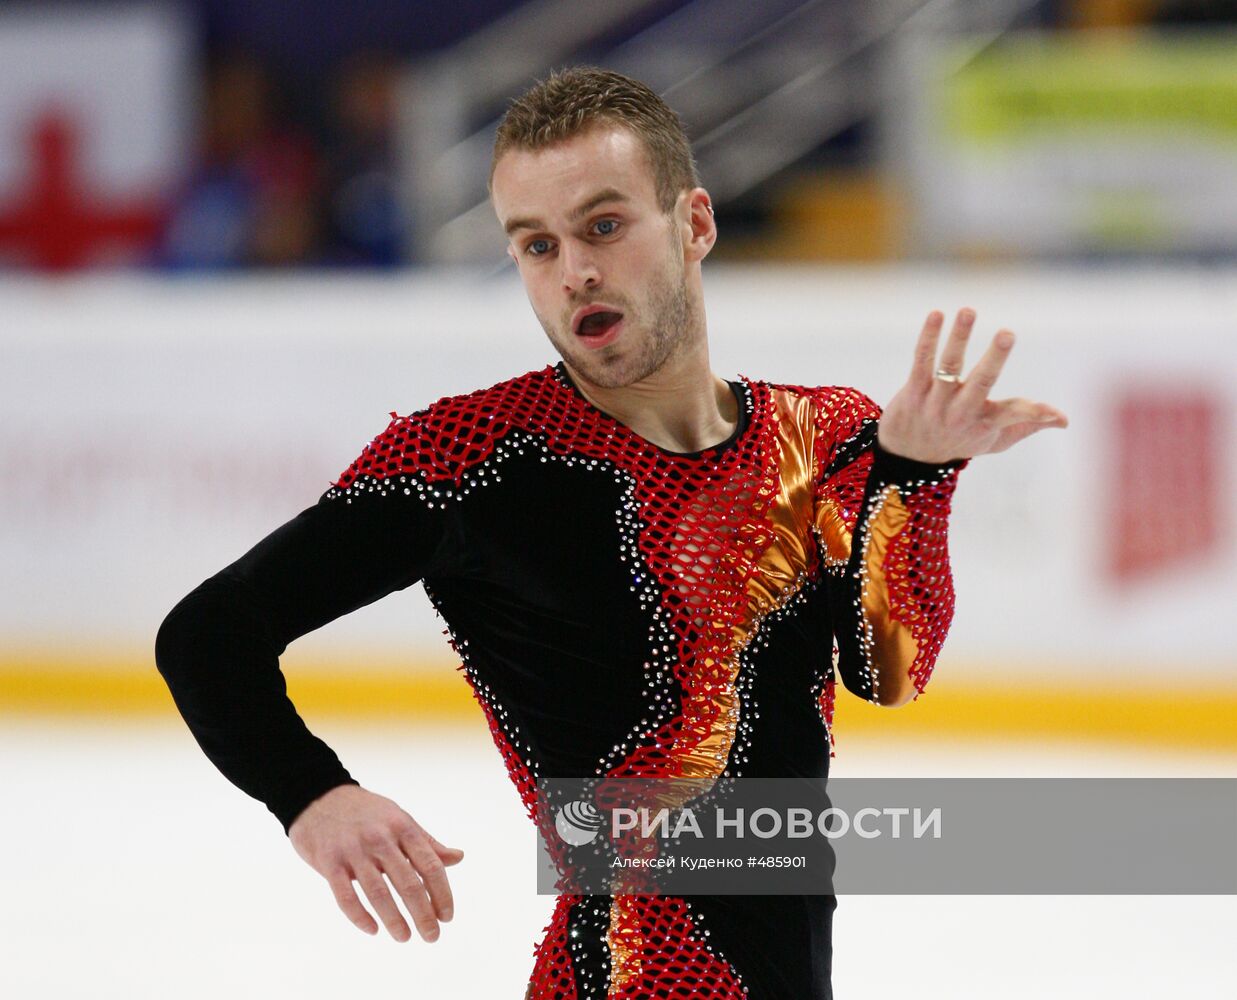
top-left (288, 783), bottom-right (465, 943)
top-left (876, 308), bottom-right (1068, 464)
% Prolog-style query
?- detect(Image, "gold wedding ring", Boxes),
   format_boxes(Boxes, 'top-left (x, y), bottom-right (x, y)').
top-left (934, 369), bottom-right (962, 383)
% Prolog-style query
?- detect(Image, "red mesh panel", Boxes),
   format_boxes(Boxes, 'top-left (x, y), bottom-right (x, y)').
top-left (463, 664), bottom-right (540, 819)
top-left (884, 476), bottom-right (960, 694)
top-left (526, 893), bottom-right (582, 1000)
top-left (816, 676), bottom-right (837, 753)
top-left (524, 894), bottom-right (745, 999)
top-left (610, 895), bottom-right (747, 998)
top-left (457, 656), bottom-right (581, 880)
top-left (800, 386), bottom-right (880, 484)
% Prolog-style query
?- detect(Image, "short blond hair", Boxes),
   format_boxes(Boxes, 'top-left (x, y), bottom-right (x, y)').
top-left (490, 66), bottom-right (700, 213)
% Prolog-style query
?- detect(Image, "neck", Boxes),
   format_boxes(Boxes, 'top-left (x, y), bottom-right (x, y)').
top-left (563, 338), bottom-right (738, 454)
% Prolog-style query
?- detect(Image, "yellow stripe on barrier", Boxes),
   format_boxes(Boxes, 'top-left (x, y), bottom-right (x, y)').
top-left (833, 678), bottom-right (1237, 753)
top-left (2, 653), bottom-right (1235, 752)
top-left (0, 652), bottom-right (477, 720)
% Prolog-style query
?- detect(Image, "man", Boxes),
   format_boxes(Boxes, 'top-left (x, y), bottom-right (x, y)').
top-left (156, 67), bottom-right (1066, 998)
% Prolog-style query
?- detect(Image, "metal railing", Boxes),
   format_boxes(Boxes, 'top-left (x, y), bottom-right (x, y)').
top-left (397, 0), bottom-right (1048, 264)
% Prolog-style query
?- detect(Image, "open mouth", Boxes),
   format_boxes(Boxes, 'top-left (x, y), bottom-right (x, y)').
top-left (575, 310), bottom-right (624, 338)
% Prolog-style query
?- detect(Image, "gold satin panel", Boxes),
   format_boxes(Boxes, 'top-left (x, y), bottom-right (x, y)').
top-left (607, 895), bottom-right (642, 992)
top-left (664, 665), bottom-right (741, 780)
top-left (859, 485), bottom-right (920, 701)
top-left (737, 389), bottom-right (818, 615)
top-left (669, 389), bottom-right (819, 783)
top-left (815, 495), bottom-right (853, 568)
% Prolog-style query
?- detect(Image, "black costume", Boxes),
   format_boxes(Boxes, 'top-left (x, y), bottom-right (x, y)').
top-left (156, 362), bottom-right (966, 999)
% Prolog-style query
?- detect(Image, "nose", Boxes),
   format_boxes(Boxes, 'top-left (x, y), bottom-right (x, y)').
top-left (559, 239), bottom-right (600, 294)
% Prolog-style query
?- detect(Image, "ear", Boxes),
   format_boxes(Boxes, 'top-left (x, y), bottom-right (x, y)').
top-left (680, 187), bottom-right (717, 263)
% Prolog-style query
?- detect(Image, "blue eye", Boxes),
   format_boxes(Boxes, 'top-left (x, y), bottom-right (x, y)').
top-left (527, 239), bottom-right (551, 256)
top-left (594, 219), bottom-right (619, 236)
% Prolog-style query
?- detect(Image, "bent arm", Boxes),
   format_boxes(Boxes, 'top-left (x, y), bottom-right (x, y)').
top-left (813, 390), bottom-right (967, 707)
top-left (156, 475), bottom-right (453, 834)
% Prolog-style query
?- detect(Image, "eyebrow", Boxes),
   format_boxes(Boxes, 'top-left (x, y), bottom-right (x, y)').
top-left (503, 188), bottom-right (630, 236)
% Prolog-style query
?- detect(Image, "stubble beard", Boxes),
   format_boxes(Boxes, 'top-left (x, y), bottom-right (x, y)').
top-left (540, 237), bottom-right (695, 391)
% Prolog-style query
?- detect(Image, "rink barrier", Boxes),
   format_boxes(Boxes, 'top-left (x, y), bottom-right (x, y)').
top-left (2, 651), bottom-right (1235, 752)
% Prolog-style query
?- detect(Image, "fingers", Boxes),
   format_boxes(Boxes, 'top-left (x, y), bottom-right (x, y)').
top-left (935, 308), bottom-right (976, 378)
top-left (356, 857), bottom-right (420, 942)
top-left (893, 307), bottom-right (1068, 459)
top-left (988, 416), bottom-right (1067, 453)
top-left (398, 829), bottom-right (458, 926)
top-left (437, 846), bottom-right (465, 867)
top-left (910, 311), bottom-right (945, 388)
top-left (429, 833), bottom-right (466, 867)
top-left (323, 828), bottom-right (463, 944)
top-left (328, 869), bottom-right (379, 936)
top-left (377, 842), bottom-right (442, 942)
top-left (989, 422), bottom-right (1045, 454)
top-left (355, 825), bottom-right (463, 943)
top-left (958, 327), bottom-right (1014, 406)
top-left (973, 398), bottom-right (1069, 454)
top-left (986, 397), bottom-right (1069, 429)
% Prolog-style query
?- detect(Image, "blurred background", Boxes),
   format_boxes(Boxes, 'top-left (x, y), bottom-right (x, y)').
top-left (1, 1), bottom-right (1234, 997)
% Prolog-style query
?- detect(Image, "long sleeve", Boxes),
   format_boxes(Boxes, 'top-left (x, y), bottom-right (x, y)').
top-left (155, 414), bottom-right (457, 834)
top-left (810, 387), bottom-right (968, 706)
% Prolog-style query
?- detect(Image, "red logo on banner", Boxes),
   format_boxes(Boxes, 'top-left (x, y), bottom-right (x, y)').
top-left (0, 111), bottom-right (163, 271)
top-left (1109, 387), bottom-right (1225, 582)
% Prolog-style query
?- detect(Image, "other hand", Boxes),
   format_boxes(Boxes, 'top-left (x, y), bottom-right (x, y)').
top-left (877, 308), bottom-right (1068, 463)
top-left (288, 783), bottom-right (465, 943)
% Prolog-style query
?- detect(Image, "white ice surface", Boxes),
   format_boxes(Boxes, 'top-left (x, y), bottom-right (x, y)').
top-left (1, 717), bottom-right (1232, 999)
